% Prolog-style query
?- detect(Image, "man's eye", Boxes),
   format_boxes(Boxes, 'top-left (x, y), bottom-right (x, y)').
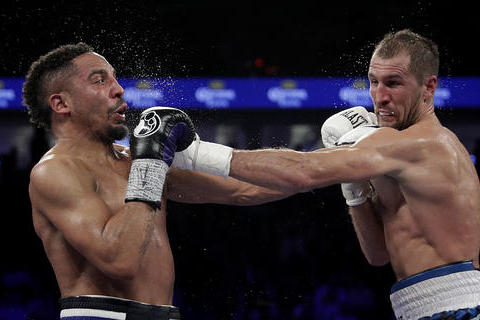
top-left (95, 78), bottom-right (105, 84)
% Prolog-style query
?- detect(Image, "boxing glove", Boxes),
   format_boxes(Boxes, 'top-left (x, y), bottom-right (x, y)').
top-left (341, 182), bottom-right (373, 207)
top-left (339, 125), bottom-right (379, 206)
top-left (171, 134), bottom-right (233, 178)
top-left (125, 107), bottom-right (195, 209)
top-left (336, 124), bottom-right (378, 146)
top-left (321, 107), bottom-right (377, 207)
top-left (321, 106), bottom-right (377, 148)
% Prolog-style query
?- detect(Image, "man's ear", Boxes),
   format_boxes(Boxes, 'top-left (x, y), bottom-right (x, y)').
top-left (49, 92), bottom-right (71, 115)
top-left (423, 75), bottom-right (437, 101)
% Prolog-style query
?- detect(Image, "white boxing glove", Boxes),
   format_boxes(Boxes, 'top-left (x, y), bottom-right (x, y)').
top-left (321, 108), bottom-right (378, 207)
top-left (341, 182), bottom-right (373, 207)
top-left (338, 126), bottom-right (379, 206)
top-left (321, 106), bottom-right (377, 148)
top-left (336, 125), bottom-right (378, 147)
top-left (172, 134), bottom-right (233, 178)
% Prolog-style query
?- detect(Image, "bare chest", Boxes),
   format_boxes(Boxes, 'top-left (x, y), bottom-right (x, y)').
top-left (370, 175), bottom-right (405, 214)
top-left (90, 161), bottom-right (130, 213)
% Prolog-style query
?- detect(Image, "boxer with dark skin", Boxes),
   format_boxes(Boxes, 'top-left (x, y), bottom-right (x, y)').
top-left (24, 44), bottom-right (289, 318)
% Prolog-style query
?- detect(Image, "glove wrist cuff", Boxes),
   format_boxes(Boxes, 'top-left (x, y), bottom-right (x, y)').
top-left (194, 141), bottom-right (233, 177)
top-left (125, 159), bottom-right (169, 209)
top-left (341, 182), bottom-right (372, 207)
top-left (346, 196), bottom-right (369, 207)
top-left (172, 138), bottom-right (233, 178)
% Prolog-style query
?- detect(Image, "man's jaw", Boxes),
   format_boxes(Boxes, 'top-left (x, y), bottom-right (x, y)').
top-left (376, 107), bottom-right (396, 127)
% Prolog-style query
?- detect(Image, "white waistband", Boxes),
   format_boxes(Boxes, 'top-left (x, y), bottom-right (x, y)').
top-left (61, 308), bottom-right (126, 319)
top-left (81, 295), bottom-right (174, 308)
top-left (390, 270), bottom-right (480, 319)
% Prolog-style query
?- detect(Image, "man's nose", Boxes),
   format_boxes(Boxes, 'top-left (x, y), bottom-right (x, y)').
top-left (373, 83), bottom-right (390, 105)
top-left (111, 78), bottom-right (124, 98)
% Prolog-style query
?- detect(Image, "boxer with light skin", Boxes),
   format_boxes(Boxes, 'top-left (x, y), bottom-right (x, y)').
top-left (178, 30), bottom-right (480, 319)
top-left (23, 44), bottom-right (291, 320)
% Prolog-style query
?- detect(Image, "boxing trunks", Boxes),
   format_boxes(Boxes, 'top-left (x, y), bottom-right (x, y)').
top-left (390, 260), bottom-right (480, 320)
top-left (59, 295), bottom-right (181, 320)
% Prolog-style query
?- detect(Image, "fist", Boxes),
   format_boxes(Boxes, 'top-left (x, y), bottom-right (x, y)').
top-left (130, 107), bottom-right (196, 166)
top-left (321, 106), bottom-right (377, 148)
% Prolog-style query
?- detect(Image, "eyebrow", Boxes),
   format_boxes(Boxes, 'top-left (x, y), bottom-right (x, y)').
top-left (87, 68), bottom-right (117, 79)
top-left (384, 74), bottom-right (404, 80)
top-left (368, 72), bottom-right (404, 80)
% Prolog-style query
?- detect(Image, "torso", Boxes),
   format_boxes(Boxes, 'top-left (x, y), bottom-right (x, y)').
top-left (31, 144), bottom-right (175, 305)
top-left (369, 123), bottom-right (480, 279)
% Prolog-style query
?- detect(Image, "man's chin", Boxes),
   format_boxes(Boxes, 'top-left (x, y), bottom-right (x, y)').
top-left (107, 124), bottom-right (129, 141)
top-left (379, 121), bottom-right (394, 128)
top-left (380, 122), bottom-right (407, 130)
top-left (379, 118), bottom-right (399, 129)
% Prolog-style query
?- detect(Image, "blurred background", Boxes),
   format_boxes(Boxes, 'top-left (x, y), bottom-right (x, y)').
top-left (1, 0), bottom-right (480, 319)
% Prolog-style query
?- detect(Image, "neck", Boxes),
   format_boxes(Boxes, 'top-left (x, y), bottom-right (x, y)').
top-left (404, 98), bottom-right (437, 129)
top-left (412, 105), bottom-right (440, 127)
top-left (52, 124), bottom-right (118, 162)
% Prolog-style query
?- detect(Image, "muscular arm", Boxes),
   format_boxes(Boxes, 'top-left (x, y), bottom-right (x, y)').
top-left (349, 199), bottom-right (390, 266)
top-left (229, 128), bottom-right (409, 193)
top-left (166, 168), bottom-right (294, 206)
top-left (29, 157), bottom-right (158, 280)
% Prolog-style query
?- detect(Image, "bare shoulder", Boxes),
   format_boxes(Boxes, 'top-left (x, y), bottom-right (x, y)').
top-left (30, 153), bottom-right (95, 209)
top-left (31, 153), bottom-right (90, 183)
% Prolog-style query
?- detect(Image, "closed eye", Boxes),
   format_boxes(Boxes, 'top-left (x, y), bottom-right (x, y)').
top-left (386, 80), bottom-right (401, 87)
top-left (88, 69), bottom-right (109, 84)
top-left (94, 78), bottom-right (105, 84)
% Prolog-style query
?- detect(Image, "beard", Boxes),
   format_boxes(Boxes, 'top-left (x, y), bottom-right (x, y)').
top-left (106, 123), bottom-right (129, 141)
top-left (376, 92), bottom-right (423, 130)
top-left (104, 98), bottom-right (129, 141)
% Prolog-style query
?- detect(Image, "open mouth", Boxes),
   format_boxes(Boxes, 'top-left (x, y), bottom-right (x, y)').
top-left (113, 104), bottom-right (128, 122)
top-left (378, 108), bottom-right (395, 119)
top-left (378, 108), bottom-right (394, 116)
top-left (379, 112), bottom-right (394, 116)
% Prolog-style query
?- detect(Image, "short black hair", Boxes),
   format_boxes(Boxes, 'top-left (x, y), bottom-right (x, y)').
top-left (22, 43), bottom-right (94, 130)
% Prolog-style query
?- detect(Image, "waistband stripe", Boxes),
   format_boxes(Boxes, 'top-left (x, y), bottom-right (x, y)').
top-left (60, 308), bottom-right (126, 320)
top-left (391, 261), bottom-right (475, 293)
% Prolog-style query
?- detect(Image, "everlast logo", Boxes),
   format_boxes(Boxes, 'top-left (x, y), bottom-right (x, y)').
top-left (340, 110), bottom-right (368, 128)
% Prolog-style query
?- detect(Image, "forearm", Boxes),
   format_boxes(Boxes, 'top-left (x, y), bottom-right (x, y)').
top-left (229, 146), bottom-right (381, 193)
top-left (166, 169), bottom-right (293, 206)
top-left (230, 185), bottom-right (294, 206)
top-left (230, 149), bottom-right (320, 193)
top-left (349, 200), bottom-right (389, 266)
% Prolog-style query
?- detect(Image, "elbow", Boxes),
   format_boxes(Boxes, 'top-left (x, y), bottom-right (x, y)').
top-left (285, 173), bottom-right (318, 193)
top-left (230, 194), bottom-right (258, 206)
top-left (229, 187), bottom-right (268, 206)
top-left (100, 256), bottom-right (141, 280)
top-left (365, 252), bottom-right (390, 267)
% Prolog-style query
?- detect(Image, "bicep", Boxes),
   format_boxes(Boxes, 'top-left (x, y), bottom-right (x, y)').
top-left (307, 146), bottom-right (405, 186)
top-left (335, 128), bottom-right (419, 182)
top-left (309, 129), bottom-right (415, 186)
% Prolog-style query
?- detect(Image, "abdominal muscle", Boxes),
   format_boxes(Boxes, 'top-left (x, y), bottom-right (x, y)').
top-left (381, 204), bottom-right (448, 280)
top-left (36, 203), bottom-right (175, 306)
top-left (374, 180), bottom-right (480, 280)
